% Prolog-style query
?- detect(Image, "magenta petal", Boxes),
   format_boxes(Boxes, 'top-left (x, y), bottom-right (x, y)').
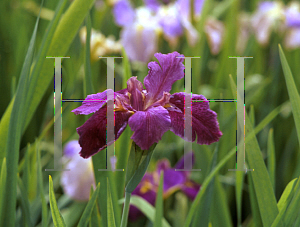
top-left (77, 105), bottom-right (131, 158)
top-left (144, 52), bottom-right (184, 100)
top-left (72, 89), bottom-right (113, 115)
top-left (167, 92), bottom-right (222, 145)
top-left (128, 106), bottom-right (171, 150)
top-left (175, 152), bottom-right (195, 170)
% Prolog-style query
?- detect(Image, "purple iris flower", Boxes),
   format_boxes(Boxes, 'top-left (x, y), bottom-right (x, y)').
top-left (129, 152), bottom-right (201, 221)
top-left (72, 52), bottom-right (222, 158)
top-left (112, 0), bottom-right (204, 62)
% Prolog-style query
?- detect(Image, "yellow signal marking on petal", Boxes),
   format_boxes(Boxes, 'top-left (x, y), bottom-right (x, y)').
top-left (163, 186), bottom-right (181, 199)
top-left (163, 103), bottom-right (172, 108)
top-left (139, 181), bottom-right (153, 194)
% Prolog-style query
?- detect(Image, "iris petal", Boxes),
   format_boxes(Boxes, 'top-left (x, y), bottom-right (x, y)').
top-left (144, 52), bottom-right (184, 101)
top-left (127, 77), bottom-right (144, 111)
top-left (167, 92), bottom-right (222, 145)
top-left (128, 106), bottom-right (171, 150)
top-left (72, 89), bottom-right (113, 115)
top-left (77, 105), bottom-right (131, 158)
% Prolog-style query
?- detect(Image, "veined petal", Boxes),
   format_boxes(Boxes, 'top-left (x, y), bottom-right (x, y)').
top-left (77, 105), bottom-right (131, 158)
top-left (113, 0), bottom-right (135, 26)
top-left (127, 77), bottom-right (144, 111)
top-left (72, 89), bottom-right (113, 115)
top-left (167, 92), bottom-right (222, 145)
top-left (128, 106), bottom-right (171, 150)
top-left (144, 52), bottom-right (184, 101)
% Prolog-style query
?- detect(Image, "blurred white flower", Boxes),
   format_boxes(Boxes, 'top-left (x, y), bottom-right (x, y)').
top-left (79, 27), bottom-right (122, 62)
top-left (204, 17), bottom-right (225, 55)
top-left (60, 140), bottom-right (95, 201)
top-left (251, 2), bottom-right (285, 46)
top-left (236, 13), bottom-right (251, 54)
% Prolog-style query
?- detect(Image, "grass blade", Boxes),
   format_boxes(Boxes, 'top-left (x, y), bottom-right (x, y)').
top-left (235, 171), bottom-right (244, 227)
top-left (279, 44), bottom-right (300, 144)
top-left (78, 183), bottom-right (100, 227)
top-left (3, 5), bottom-right (41, 225)
top-left (154, 171), bottom-right (164, 227)
top-left (267, 128), bottom-right (276, 191)
top-left (83, 13), bottom-right (94, 97)
top-left (0, 158), bottom-right (6, 226)
top-left (245, 111), bottom-right (279, 226)
top-left (17, 176), bottom-right (32, 227)
top-left (248, 174), bottom-right (263, 227)
top-left (271, 177), bottom-right (300, 226)
top-left (192, 145), bottom-right (219, 227)
top-left (36, 141), bottom-right (48, 227)
top-left (119, 196), bottom-right (171, 227)
top-left (211, 176), bottom-right (233, 227)
top-left (107, 179), bottom-right (116, 227)
top-left (49, 175), bottom-right (66, 227)
top-left (277, 178), bottom-right (297, 212)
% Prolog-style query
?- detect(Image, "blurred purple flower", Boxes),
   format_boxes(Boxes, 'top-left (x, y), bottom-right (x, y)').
top-left (284, 2), bottom-right (300, 50)
top-left (112, 0), bottom-right (204, 62)
top-left (60, 141), bottom-right (95, 201)
top-left (129, 152), bottom-right (201, 221)
top-left (285, 2), bottom-right (300, 27)
top-left (72, 52), bottom-right (222, 158)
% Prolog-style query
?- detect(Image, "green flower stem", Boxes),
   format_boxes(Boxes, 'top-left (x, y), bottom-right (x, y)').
top-left (120, 192), bottom-right (131, 227)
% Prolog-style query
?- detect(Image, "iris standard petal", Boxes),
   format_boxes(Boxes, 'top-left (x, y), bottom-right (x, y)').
top-left (167, 92), bottom-right (222, 145)
top-left (127, 77), bottom-right (144, 111)
top-left (128, 106), bottom-right (171, 150)
top-left (77, 105), bottom-right (131, 158)
top-left (72, 89), bottom-right (113, 115)
top-left (113, 0), bottom-right (135, 26)
top-left (144, 52), bottom-right (184, 101)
